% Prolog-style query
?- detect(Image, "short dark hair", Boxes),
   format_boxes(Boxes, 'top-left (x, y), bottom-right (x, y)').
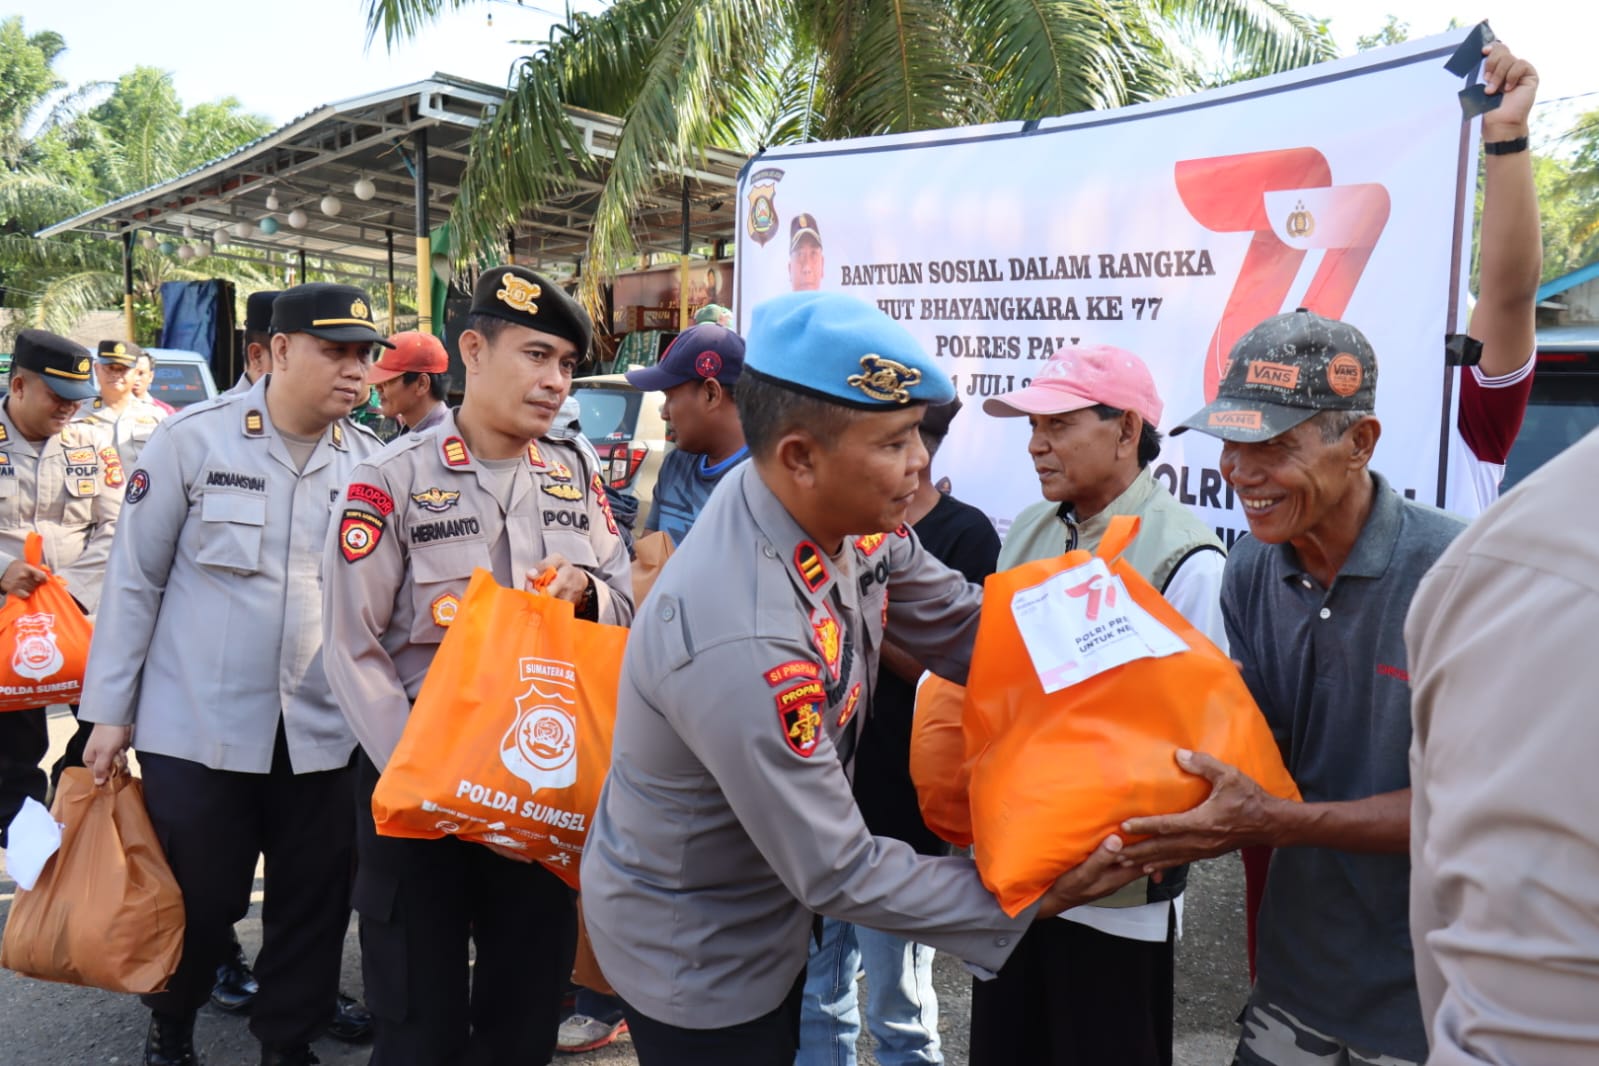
top-left (1090, 404), bottom-right (1163, 468)
top-left (403, 370), bottom-right (450, 401)
top-left (463, 313), bottom-right (511, 344)
top-left (245, 330), bottom-right (272, 351)
top-left (136, 351), bottom-right (156, 369)
top-left (736, 373), bottom-right (863, 458)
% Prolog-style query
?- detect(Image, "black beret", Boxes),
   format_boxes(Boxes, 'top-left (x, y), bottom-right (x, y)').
top-left (469, 266), bottom-right (592, 357)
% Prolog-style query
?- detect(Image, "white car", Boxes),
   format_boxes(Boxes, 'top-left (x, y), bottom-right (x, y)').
top-left (144, 347), bottom-right (220, 408)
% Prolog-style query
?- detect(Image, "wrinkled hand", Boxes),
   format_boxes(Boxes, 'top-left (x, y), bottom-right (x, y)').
top-left (1482, 41), bottom-right (1537, 136)
top-left (1, 559), bottom-right (49, 599)
top-left (1033, 835), bottom-right (1150, 918)
top-left (527, 553), bottom-right (589, 607)
top-left (83, 724), bottom-right (132, 787)
top-left (1115, 750), bottom-right (1284, 873)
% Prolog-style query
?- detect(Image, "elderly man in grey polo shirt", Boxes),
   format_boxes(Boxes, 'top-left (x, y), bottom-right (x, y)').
top-left (1113, 309), bottom-right (1463, 1066)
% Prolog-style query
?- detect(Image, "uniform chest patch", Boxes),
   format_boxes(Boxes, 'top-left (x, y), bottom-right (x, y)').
top-left (65, 447), bottom-right (96, 465)
top-left (340, 509), bottom-right (384, 562)
top-left (126, 469), bottom-right (150, 503)
top-left (764, 660), bottom-right (821, 687)
top-left (411, 487), bottom-right (460, 512)
top-left (348, 482), bottom-right (395, 515)
top-left (99, 447), bottom-right (124, 487)
top-left (775, 680), bottom-right (826, 758)
top-left (543, 509), bottom-right (590, 531)
top-left (542, 483), bottom-right (583, 502)
top-left (547, 461), bottom-right (573, 484)
top-left (411, 516), bottom-right (482, 544)
top-left (431, 592), bottom-right (460, 627)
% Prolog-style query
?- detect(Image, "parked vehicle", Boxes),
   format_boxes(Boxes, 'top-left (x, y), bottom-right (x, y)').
top-left (143, 347), bottom-right (219, 408)
top-left (570, 373), bottom-right (672, 521)
top-left (1502, 324), bottom-right (1599, 490)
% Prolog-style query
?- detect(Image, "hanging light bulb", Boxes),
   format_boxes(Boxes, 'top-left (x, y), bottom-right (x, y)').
top-left (265, 190), bottom-right (281, 211)
top-left (320, 195), bottom-right (343, 217)
top-left (177, 244), bottom-right (196, 261)
top-left (181, 223), bottom-right (195, 239)
top-left (232, 220), bottom-right (252, 238)
top-left (158, 240), bottom-right (177, 255)
top-left (213, 229), bottom-right (229, 248)
top-left (140, 233), bottom-right (157, 250)
top-left (353, 175), bottom-right (377, 201)
top-left (193, 241), bottom-right (210, 260)
top-left (287, 208), bottom-right (308, 229)
top-left (258, 216), bottom-right (280, 236)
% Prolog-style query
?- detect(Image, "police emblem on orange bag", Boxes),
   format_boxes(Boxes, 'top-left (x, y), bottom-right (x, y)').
top-left (810, 605), bottom-right (841, 676)
top-left (339, 508), bottom-right (384, 563)
top-left (775, 679), bottom-right (825, 758)
top-left (837, 683), bottom-right (862, 729)
top-left (501, 656), bottom-right (579, 790)
top-left (12, 613), bottom-right (64, 681)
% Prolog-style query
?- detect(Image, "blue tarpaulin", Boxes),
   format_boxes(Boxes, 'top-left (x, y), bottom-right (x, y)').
top-left (160, 280), bottom-right (237, 383)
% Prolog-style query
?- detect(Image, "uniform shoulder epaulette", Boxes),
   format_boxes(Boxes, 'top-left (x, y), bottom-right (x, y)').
top-left (364, 427), bottom-right (432, 467)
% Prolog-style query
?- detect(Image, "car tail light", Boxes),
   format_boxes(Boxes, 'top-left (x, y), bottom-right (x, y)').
top-left (603, 444), bottom-right (649, 489)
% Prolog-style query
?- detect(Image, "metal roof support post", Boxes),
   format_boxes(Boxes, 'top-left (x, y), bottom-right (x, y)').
top-left (414, 128), bottom-right (432, 334)
top-left (386, 230), bottom-right (396, 334)
top-left (679, 177), bottom-right (690, 331)
top-left (122, 231), bottom-right (136, 341)
top-left (298, 248), bottom-right (308, 285)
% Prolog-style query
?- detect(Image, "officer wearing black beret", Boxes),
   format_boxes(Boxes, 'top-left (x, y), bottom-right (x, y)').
top-left (0, 329), bottom-right (121, 862)
top-left (226, 290), bottom-right (282, 396)
top-left (324, 265), bottom-right (631, 1065)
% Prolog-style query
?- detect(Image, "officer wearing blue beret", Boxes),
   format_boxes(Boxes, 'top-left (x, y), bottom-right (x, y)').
top-left (581, 292), bottom-right (1144, 1064)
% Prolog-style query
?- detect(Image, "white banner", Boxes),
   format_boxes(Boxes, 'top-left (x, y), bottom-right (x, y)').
top-left (734, 32), bottom-right (1480, 543)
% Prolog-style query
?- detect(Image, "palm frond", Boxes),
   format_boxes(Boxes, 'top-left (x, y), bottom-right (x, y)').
top-left (1154, 0), bottom-right (1335, 75)
top-left (363, 0), bottom-right (485, 50)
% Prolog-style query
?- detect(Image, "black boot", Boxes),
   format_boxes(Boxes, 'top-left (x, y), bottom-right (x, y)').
top-left (326, 992), bottom-right (373, 1042)
top-left (144, 1012), bottom-right (198, 1066)
top-left (259, 1045), bottom-right (320, 1066)
top-left (210, 932), bottom-right (258, 1013)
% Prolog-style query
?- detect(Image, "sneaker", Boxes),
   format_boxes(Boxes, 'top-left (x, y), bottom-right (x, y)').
top-left (556, 1013), bottom-right (628, 1054)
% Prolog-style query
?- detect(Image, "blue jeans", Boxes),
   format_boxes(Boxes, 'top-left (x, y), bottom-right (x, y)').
top-left (796, 917), bottom-right (942, 1066)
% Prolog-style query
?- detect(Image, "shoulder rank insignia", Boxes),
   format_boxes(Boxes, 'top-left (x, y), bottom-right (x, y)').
top-left (543, 483), bottom-right (583, 502)
top-left (793, 542), bottom-right (828, 594)
top-left (526, 442), bottom-right (546, 469)
top-left (331, 423), bottom-right (345, 448)
top-left (775, 679), bottom-right (826, 759)
top-left (244, 410), bottom-right (265, 437)
top-left (339, 508), bottom-right (384, 563)
top-left (810, 604), bottom-right (842, 676)
top-left (0, 424), bottom-right (8, 442)
top-left (442, 436), bottom-right (470, 467)
top-left (411, 487), bottom-right (461, 513)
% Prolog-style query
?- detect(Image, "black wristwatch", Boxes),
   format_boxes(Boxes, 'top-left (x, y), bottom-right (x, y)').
top-left (575, 573), bottom-right (599, 621)
top-left (1484, 136), bottom-right (1528, 156)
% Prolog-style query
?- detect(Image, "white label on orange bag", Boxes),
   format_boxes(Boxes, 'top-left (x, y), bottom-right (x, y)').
top-left (1011, 557), bottom-right (1188, 693)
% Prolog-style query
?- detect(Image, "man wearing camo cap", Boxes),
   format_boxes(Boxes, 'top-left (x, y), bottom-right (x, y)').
top-left (1110, 308), bottom-right (1464, 1065)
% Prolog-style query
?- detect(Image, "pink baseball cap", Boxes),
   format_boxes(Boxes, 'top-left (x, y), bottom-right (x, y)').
top-left (982, 345), bottom-right (1163, 427)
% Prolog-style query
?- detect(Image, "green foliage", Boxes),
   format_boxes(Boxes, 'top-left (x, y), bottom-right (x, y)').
top-left (0, 24), bottom-right (274, 342)
top-left (368, 0), bottom-right (1335, 308)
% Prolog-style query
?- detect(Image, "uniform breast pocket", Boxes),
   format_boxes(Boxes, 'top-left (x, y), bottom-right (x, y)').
top-left (195, 491), bottom-right (268, 574)
top-left (61, 472), bottom-right (98, 524)
top-left (0, 474), bottom-right (18, 522)
top-left (541, 529), bottom-right (600, 570)
top-left (409, 546), bottom-right (476, 644)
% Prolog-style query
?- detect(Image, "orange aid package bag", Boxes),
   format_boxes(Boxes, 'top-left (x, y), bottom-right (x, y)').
top-left (957, 516), bottom-right (1299, 916)
top-left (0, 533), bottom-right (92, 711)
top-left (909, 674), bottom-right (974, 848)
top-left (372, 568), bottom-right (628, 889)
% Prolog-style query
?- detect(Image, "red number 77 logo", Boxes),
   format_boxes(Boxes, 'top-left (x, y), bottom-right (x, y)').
top-left (1064, 572), bottom-right (1117, 622)
top-left (1175, 148), bottom-right (1392, 400)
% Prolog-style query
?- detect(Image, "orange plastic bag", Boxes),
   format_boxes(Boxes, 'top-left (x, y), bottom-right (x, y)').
top-left (0, 767), bottom-right (184, 993)
top-left (0, 533), bottom-right (92, 711)
top-left (909, 674), bottom-right (974, 847)
top-left (960, 516), bottom-right (1299, 916)
top-left (371, 568), bottom-right (628, 889)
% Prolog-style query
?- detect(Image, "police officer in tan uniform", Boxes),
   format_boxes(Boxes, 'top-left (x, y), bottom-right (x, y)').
top-left (80, 283), bottom-right (389, 1066)
top-left (75, 339), bottom-right (167, 467)
top-left (580, 292), bottom-right (1144, 1064)
top-left (323, 265), bottom-right (632, 1066)
top-left (0, 330), bottom-right (120, 847)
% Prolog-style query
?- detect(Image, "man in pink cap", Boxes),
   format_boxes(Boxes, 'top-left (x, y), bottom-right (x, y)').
top-left (968, 344), bottom-right (1225, 1066)
top-left (368, 330), bottom-right (451, 434)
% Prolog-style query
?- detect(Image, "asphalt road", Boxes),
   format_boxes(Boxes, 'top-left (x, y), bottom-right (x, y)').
top-left (0, 708), bottom-right (1251, 1065)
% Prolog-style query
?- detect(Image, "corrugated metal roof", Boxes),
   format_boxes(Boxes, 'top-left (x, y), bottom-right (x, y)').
top-left (1536, 260), bottom-right (1599, 302)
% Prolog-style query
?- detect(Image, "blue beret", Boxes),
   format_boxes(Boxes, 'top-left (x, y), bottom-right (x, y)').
top-left (744, 292), bottom-right (954, 409)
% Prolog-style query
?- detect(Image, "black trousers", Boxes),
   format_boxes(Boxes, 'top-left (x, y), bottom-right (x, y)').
top-left (353, 753), bottom-right (577, 1066)
top-left (0, 705), bottom-right (48, 847)
top-left (139, 730), bottom-right (354, 1049)
top-left (621, 969), bottom-right (806, 1066)
top-left (969, 911), bottom-right (1176, 1066)
top-left (48, 705), bottom-right (91, 793)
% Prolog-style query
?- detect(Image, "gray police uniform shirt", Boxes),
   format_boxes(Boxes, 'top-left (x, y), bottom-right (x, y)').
top-left (581, 462), bottom-right (1032, 1030)
top-left (323, 407), bottom-right (634, 771)
top-left (1224, 472), bottom-right (1463, 1061)
top-left (78, 376), bottom-right (382, 774)
top-left (0, 400), bottom-right (124, 615)
top-left (74, 396), bottom-right (166, 468)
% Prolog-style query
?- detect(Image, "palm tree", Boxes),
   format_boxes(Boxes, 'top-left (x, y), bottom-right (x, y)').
top-left (365, 0), bottom-right (1334, 305)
